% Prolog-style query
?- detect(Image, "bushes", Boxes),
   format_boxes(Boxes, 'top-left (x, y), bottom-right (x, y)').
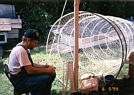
top-left (16, 2), bottom-right (61, 43)
top-left (15, 1), bottom-right (130, 44)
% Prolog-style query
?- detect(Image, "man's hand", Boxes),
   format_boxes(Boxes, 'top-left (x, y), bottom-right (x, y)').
top-left (122, 61), bottom-right (129, 64)
top-left (43, 64), bottom-right (50, 68)
top-left (48, 65), bottom-right (56, 74)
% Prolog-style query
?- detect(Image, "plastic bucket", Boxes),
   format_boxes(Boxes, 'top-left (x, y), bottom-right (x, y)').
top-left (104, 75), bottom-right (114, 85)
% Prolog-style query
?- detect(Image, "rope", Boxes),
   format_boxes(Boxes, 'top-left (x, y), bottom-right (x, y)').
top-left (57, 0), bottom-right (68, 27)
top-left (46, 0), bottom-right (69, 94)
top-left (59, 0), bottom-right (69, 94)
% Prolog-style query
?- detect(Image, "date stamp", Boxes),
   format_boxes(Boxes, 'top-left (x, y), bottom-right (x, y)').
top-left (102, 87), bottom-right (119, 92)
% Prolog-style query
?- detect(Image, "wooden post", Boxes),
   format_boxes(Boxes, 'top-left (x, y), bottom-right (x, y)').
top-left (67, 61), bottom-right (75, 93)
top-left (74, 0), bottom-right (79, 93)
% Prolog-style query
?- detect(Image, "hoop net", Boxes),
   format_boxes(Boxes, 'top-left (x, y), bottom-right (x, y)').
top-left (46, 11), bottom-right (134, 94)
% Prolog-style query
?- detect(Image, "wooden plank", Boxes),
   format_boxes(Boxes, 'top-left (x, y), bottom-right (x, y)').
top-left (8, 29), bottom-right (19, 34)
top-left (11, 19), bottom-right (22, 24)
top-left (11, 23), bottom-right (22, 29)
top-left (7, 29), bottom-right (19, 38)
top-left (67, 61), bottom-right (75, 93)
top-left (74, 0), bottom-right (79, 92)
top-left (7, 33), bottom-right (18, 38)
top-left (81, 36), bottom-right (119, 49)
top-left (0, 18), bottom-right (11, 24)
top-left (0, 25), bottom-right (11, 31)
top-left (60, 34), bottom-right (119, 50)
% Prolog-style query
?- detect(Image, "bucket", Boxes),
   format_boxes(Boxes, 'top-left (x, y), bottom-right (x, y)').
top-left (104, 75), bottom-right (114, 85)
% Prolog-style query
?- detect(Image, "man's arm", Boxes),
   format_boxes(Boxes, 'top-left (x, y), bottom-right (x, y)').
top-left (33, 63), bottom-right (50, 68)
top-left (18, 48), bottom-right (56, 74)
top-left (24, 65), bottom-right (55, 74)
top-left (122, 60), bottom-right (134, 65)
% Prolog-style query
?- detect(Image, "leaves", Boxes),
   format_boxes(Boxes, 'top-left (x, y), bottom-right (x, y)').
top-left (17, 2), bottom-right (60, 43)
top-left (15, 1), bottom-right (131, 44)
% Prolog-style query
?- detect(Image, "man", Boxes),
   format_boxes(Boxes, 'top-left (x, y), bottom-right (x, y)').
top-left (123, 52), bottom-right (134, 79)
top-left (8, 29), bottom-right (56, 95)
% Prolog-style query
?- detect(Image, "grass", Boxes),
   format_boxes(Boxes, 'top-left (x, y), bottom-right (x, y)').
top-left (0, 46), bottom-right (129, 95)
top-left (0, 47), bottom-right (63, 95)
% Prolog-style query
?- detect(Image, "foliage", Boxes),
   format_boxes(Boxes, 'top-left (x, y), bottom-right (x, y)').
top-left (14, 1), bottom-right (133, 44)
top-left (79, 1), bottom-right (127, 18)
top-left (16, 2), bottom-right (61, 43)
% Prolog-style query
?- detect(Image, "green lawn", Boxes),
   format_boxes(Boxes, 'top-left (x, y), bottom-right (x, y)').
top-left (0, 47), bottom-right (63, 95)
top-left (0, 46), bottom-right (129, 95)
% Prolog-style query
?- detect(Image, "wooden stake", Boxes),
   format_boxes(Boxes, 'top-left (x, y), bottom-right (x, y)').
top-left (67, 61), bottom-right (75, 92)
top-left (74, 0), bottom-right (79, 92)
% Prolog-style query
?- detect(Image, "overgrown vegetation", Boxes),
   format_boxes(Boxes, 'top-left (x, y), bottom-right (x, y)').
top-left (11, 1), bottom-right (134, 44)
top-left (16, 2), bottom-right (61, 43)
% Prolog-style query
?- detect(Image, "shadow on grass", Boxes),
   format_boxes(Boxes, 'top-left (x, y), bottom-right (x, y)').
top-left (51, 90), bottom-right (62, 95)
top-left (31, 47), bottom-right (46, 55)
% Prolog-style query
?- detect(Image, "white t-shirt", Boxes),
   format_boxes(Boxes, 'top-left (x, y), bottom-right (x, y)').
top-left (8, 45), bottom-right (31, 75)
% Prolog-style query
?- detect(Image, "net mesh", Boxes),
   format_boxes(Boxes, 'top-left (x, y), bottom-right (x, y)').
top-left (46, 11), bottom-right (134, 94)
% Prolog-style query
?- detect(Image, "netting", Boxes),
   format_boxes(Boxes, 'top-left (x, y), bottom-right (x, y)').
top-left (46, 11), bottom-right (134, 94)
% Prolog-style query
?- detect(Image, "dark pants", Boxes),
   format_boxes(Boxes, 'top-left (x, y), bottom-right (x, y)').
top-left (12, 73), bottom-right (56, 95)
